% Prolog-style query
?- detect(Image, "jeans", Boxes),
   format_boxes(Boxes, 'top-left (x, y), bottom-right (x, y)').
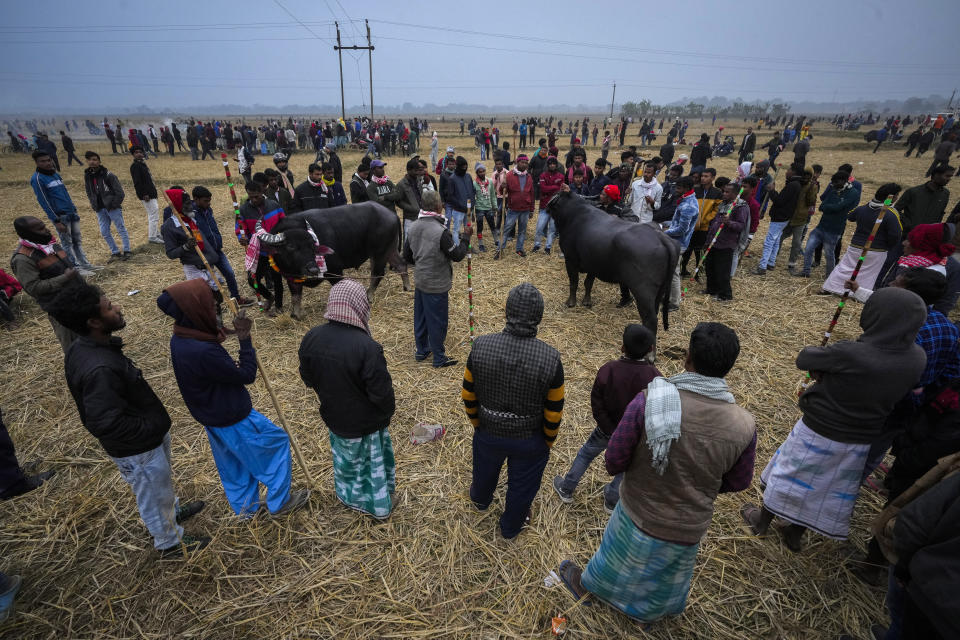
top-left (499, 209), bottom-right (530, 252)
top-left (758, 220), bottom-right (789, 269)
top-left (141, 198), bottom-right (160, 240)
top-left (447, 209), bottom-right (466, 247)
top-left (470, 430), bottom-right (550, 539)
top-left (205, 409), bottom-right (292, 516)
top-left (558, 426), bottom-right (622, 505)
top-left (96, 208), bottom-right (130, 254)
top-left (215, 251), bottom-right (241, 298)
top-left (56, 217), bottom-right (91, 267)
top-left (110, 433), bottom-right (184, 550)
top-left (533, 209), bottom-right (556, 249)
top-left (779, 224), bottom-right (806, 267)
top-left (802, 228), bottom-right (840, 276)
top-left (414, 289), bottom-right (449, 366)
top-left (705, 247), bottom-right (734, 299)
top-left (189, 146), bottom-right (199, 160)
top-left (475, 209), bottom-right (499, 247)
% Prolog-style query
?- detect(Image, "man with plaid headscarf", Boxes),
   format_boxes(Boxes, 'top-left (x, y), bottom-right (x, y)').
top-left (298, 279), bottom-right (397, 519)
top-left (462, 283), bottom-right (565, 539)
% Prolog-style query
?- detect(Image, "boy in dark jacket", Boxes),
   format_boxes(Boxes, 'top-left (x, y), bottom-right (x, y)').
top-left (158, 279), bottom-right (307, 517)
top-left (704, 182), bottom-right (750, 301)
top-left (83, 151), bottom-right (130, 261)
top-left (48, 281), bottom-right (208, 558)
top-left (160, 188), bottom-right (226, 298)
top-left (799, 172), bottom-right (860, 279)
top-left (553, 324), bottom-right (660, 512)
top-left (441, 156), bottom-right (476, 247)
top-left (190, 186), bottom-right (251, 306)
top-left (298, 279), bottom-right (397, 519)
top-left (129, 146), bottom-right (162, 243)
top-left (753, 164), bottom-right (802, 274)
top-left (533, 157), bottom-right (564, 254)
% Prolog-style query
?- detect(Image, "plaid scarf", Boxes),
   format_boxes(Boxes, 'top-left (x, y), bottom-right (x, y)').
top-left (898, 254), bottom-right (938, 268)
top-left (644, 372), bottom-right (734, 475)
top-left (372, 174), bottom-right (390, 185)
top-left (324, 278), bottom-right (370, 335)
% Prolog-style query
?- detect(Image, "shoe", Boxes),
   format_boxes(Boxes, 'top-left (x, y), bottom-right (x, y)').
top-left (604, 498), bottom-right (617, 515)
top-left (478, 244), bottom-right (486, 252)
top-left (434, 358), bottom-right (458, 368)
top-left (493, 250), bottom-right (502, 260)
top-left (712, 296), bottom-right (732, 303)
top-left (272, 489), bottom-right (310, 516)
top-left (552, 476), bottom-right (573, 504)
top-left (78, 268), bottom-right (96, 277)
top-left (107, 253), bottom-right (122, 263)
top-left (516, 250), bottom-right (526, 258)
top-left (0, 469), bottom-right (56, 500)
top-left (175, 500), bottom-right (205, 524)
top-left (793, 271), bottom-right (810, 278)
top-left (235, 296), bottom-right (254, 308)
top-left (699, 289), bottom-right (713, 295)
top-left (544, 247), bottom-right (551, 255)
top-left (812, 261), bottom-right (821, 268)
top-left (766, 264), bottom-right (775, 271)
top-left (816, 289), bottom-right (833, 296)
top-left (616, 296), bottom-right (633, 308)
top-left (121, 251), bottom-right (132, 260)
top-left (0, 574), bottom-right (22, 623)
top-left (531, 246), bottom-right (540, 253)
top-left (751, 266), bottom-right (766, 275)
top-left (148, 237), bottom-right (165, 245)
top-left (158, 534), bottom-right (211, 559)
top-left (414, 351), bottom-right (431, 362)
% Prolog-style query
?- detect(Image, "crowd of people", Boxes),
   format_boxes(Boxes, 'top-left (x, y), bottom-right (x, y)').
top-left (2, 111), bottom-right (960, 639)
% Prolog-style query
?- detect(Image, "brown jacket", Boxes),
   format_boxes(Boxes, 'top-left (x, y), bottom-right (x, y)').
top-left (789, 176), bottom-right (818, 227)
top-left (619, 390), bottom-right (756, 544)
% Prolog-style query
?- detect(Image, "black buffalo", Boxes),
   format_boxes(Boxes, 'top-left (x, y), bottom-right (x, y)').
top-left (548, 192), bottom-right (679, 334)
top-left (260, 202), bottom-right (410, 318)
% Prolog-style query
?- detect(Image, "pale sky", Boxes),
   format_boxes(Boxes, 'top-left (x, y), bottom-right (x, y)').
top-left (3, 0), bottom-right (959, 113)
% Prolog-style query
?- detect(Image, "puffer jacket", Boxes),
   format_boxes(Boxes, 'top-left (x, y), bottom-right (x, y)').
top-left (83, 166), bottom-right (125, 211)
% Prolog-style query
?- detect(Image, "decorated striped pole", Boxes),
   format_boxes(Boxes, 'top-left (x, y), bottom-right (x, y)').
top-left (466, 199), bottom-right (476, 344)
top-left (681, 187), bottom-right (744, 302)
top-left (221, 152), bottom-right (262, 305)
top-left (799, 198), bottom-right (892, 393)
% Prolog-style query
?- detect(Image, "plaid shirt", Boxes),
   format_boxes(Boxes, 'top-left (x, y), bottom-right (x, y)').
top-left (916, 308), bottom-right (960, 390)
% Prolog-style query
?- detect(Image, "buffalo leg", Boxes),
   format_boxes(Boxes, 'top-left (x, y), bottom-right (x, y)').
top-left (386, 248), bottom-right (411, 291)
top-left (367, 256), bottom-right (388, 302)
top-left (629, 280), bottom-right (660, 360)
top-left (582, 274), bottom-right (595, 307)
top-left (564, 262), bottom-right (580, 307)
top-left (288, 281), bottom-right (304, 319)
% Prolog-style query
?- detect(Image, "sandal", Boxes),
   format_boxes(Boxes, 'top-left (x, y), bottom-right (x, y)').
top-left (557, 560), bottom-right (592, 607)
top-left (739, 503), bottom-right (768, 536)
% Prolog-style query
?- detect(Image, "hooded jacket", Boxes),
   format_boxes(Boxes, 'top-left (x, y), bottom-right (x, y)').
top-left (83, 165), bottom-right (125, 211)
top-left (31, 169), bottom-right (79, 223)
top-left (796, 287), bottom-right (927, 444)
top-left (816, 183), bottom-right (861, 235)
top-left (461, 284), bottom-right (565, 445)
top-left (129, 158), bottom-right (158, 200)
top-left (789, 174), bottom-right (818, 227)
top-left (442, 167), bottom-right (476, 213)
top-left (161, 201), bottom-right (221, 269)
top-left (768, 175), bottom-right (804, 223)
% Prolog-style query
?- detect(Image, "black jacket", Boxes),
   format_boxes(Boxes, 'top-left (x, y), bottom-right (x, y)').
top-left (690, 141), bottom-right (712, 167)
top-left (659, 142), bottom-right (675, 166)
top-left (768, 175), bottom-right (804, 222)
top-left (65, 336), bottom-right (171, 458)
top-left (61, 134), bottom-right (75, 152)
top-left (350, 174), bottom-right (370, 203)
top-left (292, 180), bottom-right (330, 212)
top-left (298, 321), bottom-right (396, 438)
top-left (83, 166), bottom-right (125, 211)
top-left (129, 159), bottom-right (158, 200)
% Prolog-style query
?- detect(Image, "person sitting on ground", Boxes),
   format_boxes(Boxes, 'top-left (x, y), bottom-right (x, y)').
top-left (298, 279), bottom-right (397, 519)
top-left (462, 283), bottom-right (564, 539)
top-left (47, 281), bottom-right (209, 558)
top-left (741, 287), bottom-right (928, 552)
top-left (873, 223), bottom-right (960, 316)
top-left (557, 322), bottom-right (756, 626)
top-left (553, 324), bottom-right (660, 512)
top-left (158, 279), bottom-right (309, 518)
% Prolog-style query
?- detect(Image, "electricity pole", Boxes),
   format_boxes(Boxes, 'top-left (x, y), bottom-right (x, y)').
top-left (333, 20), bottom-right (376, 122)
top-left (949, 88), bottom-right (956, 111)
top-left (609, 82), bottom-right (616, 120)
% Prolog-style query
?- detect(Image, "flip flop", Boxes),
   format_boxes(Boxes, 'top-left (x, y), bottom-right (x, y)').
top-left (739, 503), bottom-right (768, 536)
top-left (557, 560), bottom-right (592, 607)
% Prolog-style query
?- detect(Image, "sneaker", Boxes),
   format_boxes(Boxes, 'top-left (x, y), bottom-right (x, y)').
top-left (82, 263), bottom-right (104, 271)
top-left (78, 268), bottom-right (96, 277)
top-left (478, 244), bottom-right (486, 252)
top-left (816, 289), bottom-right (833, 296)
top-left (158, 534), bottom-right (211, 559)
top-left (121, 251), bottom-right (132, 260)
top-left (414, 351), bottom-right (431, 362)
top-left (272, 489), bottom-right (310, 516)
top-left (751, 266), bottom-right (766, 275)
top-left (531, 246), bottom-right (540, 253)
top-left (603, 498), bottom-right (617, 515)
top-left (793, 271), bottom-right (810, 278)
top-left (516, 250), bottom-right (526, 258)
top-left (148, 237), bottom-right (165, 245)
top-left (236, 296), bottom-right (254, 308)
top-left (711, 295), bottom-right (732, 303)
top-left (0, 469), bottom-right (55, 500)
top-left (552, 476), bottom-right (573, 504)
top-left (493, 250), bottom-right (502, 261)
top-left (107, 253), bottom-right (122, 263)
top-left (544, 247), bottom-right (551, 255)
top-left (434, 358), bottom-right (458, 368)
top-left (175, 500), bottom-right (206, 524)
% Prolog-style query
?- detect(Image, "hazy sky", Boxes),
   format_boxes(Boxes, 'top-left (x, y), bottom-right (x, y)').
top-left (3, 0), bottom-right (959, 113)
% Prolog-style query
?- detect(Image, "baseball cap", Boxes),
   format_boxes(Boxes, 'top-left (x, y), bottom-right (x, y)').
top-left (370, 159), bottom-right (386, 168)
top-left (446, 146), bottom-right (455, 152)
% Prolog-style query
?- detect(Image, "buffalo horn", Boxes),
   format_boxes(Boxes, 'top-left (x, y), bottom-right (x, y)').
top-left (260, 232), bottom-right (286, 245)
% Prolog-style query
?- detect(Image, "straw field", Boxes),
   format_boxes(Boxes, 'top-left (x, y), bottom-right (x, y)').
top-left (0, 117), bottom-right (955, 639)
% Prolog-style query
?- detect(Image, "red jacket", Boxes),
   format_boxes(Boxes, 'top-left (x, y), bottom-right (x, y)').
top-left (538, 170), bottom-right (565, 210)
top-left (504, 170), bottom-right (535, 212)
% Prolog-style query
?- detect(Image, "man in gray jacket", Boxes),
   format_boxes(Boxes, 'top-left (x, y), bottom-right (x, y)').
top-left (402, 190), bottom-right (472, 368)
top-left (83, 151), bottom-right (130, 261)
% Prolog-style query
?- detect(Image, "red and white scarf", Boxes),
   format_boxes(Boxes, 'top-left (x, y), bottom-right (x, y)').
top-left (372, 174), bottom-right (391, 185)
top-left (19, 237), bottom-right (57, 256)
top-left (418, 209), bottom-right (446, 224)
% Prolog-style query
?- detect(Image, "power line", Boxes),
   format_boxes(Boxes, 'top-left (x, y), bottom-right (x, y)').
top-left (272, 0), bottom-right (334, 43)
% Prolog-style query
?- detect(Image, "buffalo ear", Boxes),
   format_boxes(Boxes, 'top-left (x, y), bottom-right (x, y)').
top-left (317, 245), bottom-right (334, 255)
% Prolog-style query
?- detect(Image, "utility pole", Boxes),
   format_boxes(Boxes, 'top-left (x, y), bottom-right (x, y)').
top-left (609, 82), bottom-right (616, 120)
top-left (949, 88), bottom-right (956, 111)
top-left (334, 22), bottom-right (345, 122)
top-left (333, 20), bottom-right (376, 122)
top-left (366, 19), bottom-right (374, 122)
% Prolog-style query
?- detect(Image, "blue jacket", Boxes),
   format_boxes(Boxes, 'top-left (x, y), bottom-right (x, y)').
top-left (31, 170), bottom-right (79, 223)
top-left (193, 205), bottom-right (225, 252)
top-left (664, 192), bottom-right (700, 251)
top-left (443, 170), bottom-right (476, 213)
top-left (169, 335), bottom-right (256, 427)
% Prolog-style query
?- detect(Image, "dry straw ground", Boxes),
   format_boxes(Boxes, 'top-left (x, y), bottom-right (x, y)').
top-left (1, 116), bottom-right (956, 640)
